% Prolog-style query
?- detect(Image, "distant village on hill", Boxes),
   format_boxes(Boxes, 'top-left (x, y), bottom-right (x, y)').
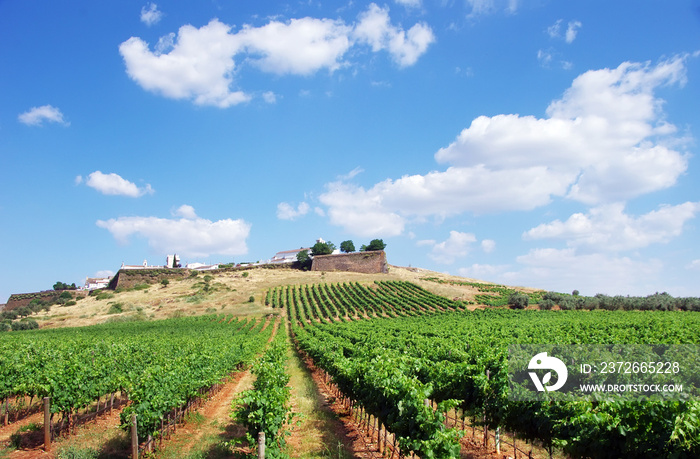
top-left (90, 238), bottom-right (337, 292)
top-left (1, 238), bottom-right (388, 311)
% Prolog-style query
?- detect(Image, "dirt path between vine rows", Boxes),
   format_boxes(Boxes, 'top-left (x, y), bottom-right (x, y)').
top-left (0, 400), bottom-right (129, 459)
top-left (294, 348), bottom-right (501, 459)
top-left (153, 317), bottom-right (279, 458)
top-left (153, 369), bottom-right (254, 459)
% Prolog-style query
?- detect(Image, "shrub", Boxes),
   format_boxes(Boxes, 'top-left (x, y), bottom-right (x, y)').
top-left (543, 291), bottom-right (564, 304)
top-left (248, 295), bottom-right (255, 303)
top-left (508, 292), bottom-right (529, 309)
top-left (539, 299), bottom-right (555, 310)
top-left (161, 279), bottom-right (170, 287)
top-left (1, 310), bottom-right (18, 321)
top-left (559, 297), bottom-right (582, 310)
top-left (95, 292), bottom-right (114, 301)
top-left (0, 322), bottom-right (10, 332)
top-left (11, 320), bottom-right (39, 331)
top-left (57, 445), bottom-right (100, 459)
top-left (107, 303), bottom-right (124, 314)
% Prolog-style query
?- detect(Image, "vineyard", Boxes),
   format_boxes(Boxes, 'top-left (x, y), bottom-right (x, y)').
top-left (283, 281), bottom-right (700, 458)
top-left (0, 315), bottom-right (273, 452)
top-left (265, 280), bottom-right (467, 324)
top-left (1, 274), bottom-right (699, 458)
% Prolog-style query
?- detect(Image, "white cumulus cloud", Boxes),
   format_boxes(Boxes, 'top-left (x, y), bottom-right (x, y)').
top-left (512, 248), bottom-right (663, 296)
top-left (318, 56), bottom-right (692, 236)
top-left (547, 19), bottom-right (562, 39)
top-left (435, 55), bottom-right (690, 205)
top-left (237, 17), bottom-right (352, 75)
top-left (18, 105), bottom-right (69, 126)
top-left (458, 263), bottom-right (510, 280)
top-left (140, 3), bottom-right (162, 26)
top-left (96, 207), bottom-right (251, 258)
top-left (460, 249), bottom-right (664, 295)
top-left (565, 20), bottom-right (582, 43)
top-left (120, 19), bottom-right (249, 108)
top-left (80, 171), bottom-right (154, 197)
top-left (277, 202), bottom-right (311, 220)
top-left (173, 204), bottom-right (198, 219)
top-left (524, 202), bottom-right (700, 251)
top-left (120, 5), bottom-right (434, 107)
top-left (319, 165), bottom-right (573, 236)
top-left (426, 231), bottom-right (477, 264)
top-left (481, 239), bottom-right (496, 253)
top-left (547, 19), bottom-right (582, 43)
top-left (354, 3), bottom-right (434, 67)
top-left (319, 181), bottom-right (405, 237)
top-left (262, 91), bottom-right (277, 104)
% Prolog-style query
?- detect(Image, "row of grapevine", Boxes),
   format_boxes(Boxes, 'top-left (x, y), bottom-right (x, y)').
top-left (295, 308), bottom-right (700, 458)
top-left (294, 324), bottom-right (462, 457)
top-left (233, 323), bottom-right (293, 458)
top-left (421, 277), bottom-right (544, 306)
top-left (269, 281), bottom-right (465, 326)
top-left (0, 315), bottom-right (271, 442)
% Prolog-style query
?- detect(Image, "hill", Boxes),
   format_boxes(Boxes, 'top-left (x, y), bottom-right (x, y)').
top-left (27, 265), bottom-right (541, 329)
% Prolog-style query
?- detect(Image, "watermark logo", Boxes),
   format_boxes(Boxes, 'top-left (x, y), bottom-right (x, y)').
top-left (510, 345), bottom-right (697, 401)
top-left (528, 352), bottom-right (568, 392)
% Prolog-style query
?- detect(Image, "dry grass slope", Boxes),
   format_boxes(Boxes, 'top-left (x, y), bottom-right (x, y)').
top-left (30, 265), bottom-right (542, 329)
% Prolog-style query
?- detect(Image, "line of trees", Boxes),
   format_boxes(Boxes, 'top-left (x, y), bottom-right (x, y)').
top-left (342, 238), bottom-right (386, 253)
top-left (539, 291), bottom-right (700, 312)
top-left (53, 281), bottom-right (77, 290)
top-left (296, 238), bottom-right (387, 269)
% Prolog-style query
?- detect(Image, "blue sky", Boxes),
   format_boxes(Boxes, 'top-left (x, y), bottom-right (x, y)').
top-left (2, 0), bottom-right (700, 302)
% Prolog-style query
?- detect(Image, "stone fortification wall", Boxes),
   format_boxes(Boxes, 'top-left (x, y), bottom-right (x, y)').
top-left (311, 251), bottom-right (388, 274)
top-left (5, 290), bottom-right (87, 311)
top-left (109, 269), bottom-right (191, 290)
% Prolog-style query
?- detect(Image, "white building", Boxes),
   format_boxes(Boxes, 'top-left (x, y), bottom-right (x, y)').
top-left (85, 276), bottom-right (112, 290)
top-left (270, 248), bottom-right (311, 263)
top-left (120, 260), bottom-right (151, 270)
top-left (166, 254), bottom-right (181, 268)
top-left (270, 239), bottom-right (331, 263)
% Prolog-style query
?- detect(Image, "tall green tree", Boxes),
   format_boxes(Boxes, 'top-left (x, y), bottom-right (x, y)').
top-left (364, 239), bottom-right (386, 251)
top-left (296, 249), bottom-right (311, 269)
top-left (340, 240), bottom-right (355, 253)
top-left (311, 241), bottom-right (335, 256)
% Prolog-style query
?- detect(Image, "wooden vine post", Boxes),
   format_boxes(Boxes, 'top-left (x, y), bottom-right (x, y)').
top-left (43, 397), bottom-right (51, 451)
top-left (258, 431), bottom-right (266, 459)
top-left (483, 369), bottom-right (490, 448)
top-left (131, 414), bottom-right (138, 459)
top-left (495, 426), bottom-right (501, 454)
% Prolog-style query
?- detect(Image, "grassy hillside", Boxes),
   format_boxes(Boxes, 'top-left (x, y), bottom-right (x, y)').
top-left (27, 265), bottom-right (542, 329)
